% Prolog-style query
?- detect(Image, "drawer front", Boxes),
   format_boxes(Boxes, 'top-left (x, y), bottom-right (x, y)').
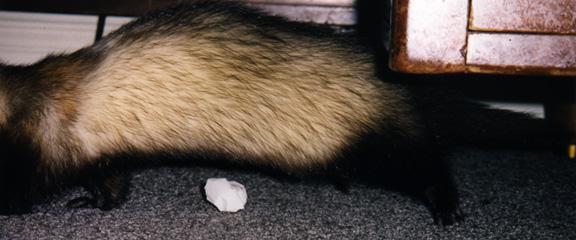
top-left (467, 33), bottom-right (576, 74)
top-left (470, 0), bottom-right (576, 34)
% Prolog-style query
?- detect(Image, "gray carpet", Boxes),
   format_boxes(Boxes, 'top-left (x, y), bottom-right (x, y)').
top-left (1, 148), bottom-right (575, 239)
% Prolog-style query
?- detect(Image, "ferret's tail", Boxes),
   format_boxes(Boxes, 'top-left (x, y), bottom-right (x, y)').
top-left (407, 86), bottom-right (559, 151)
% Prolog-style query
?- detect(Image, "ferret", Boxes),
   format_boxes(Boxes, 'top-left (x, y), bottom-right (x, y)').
top-left (0, 1), bottom-right (550, 226)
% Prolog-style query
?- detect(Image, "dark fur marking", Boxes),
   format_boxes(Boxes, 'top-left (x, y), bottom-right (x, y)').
top-left (66, 161), bottom-right (130, 211)
top-left (0, 130), bottom-right (40, 214)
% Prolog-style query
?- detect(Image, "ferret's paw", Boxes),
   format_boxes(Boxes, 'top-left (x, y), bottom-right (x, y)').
top-left (66, 197), bottom-right (97, 209)
top-left (66, 196), bottom-right (117, 211)
top-left (425, 184), bottom-right (465, 227)
top-left (432, 206), bottom-right (465, 227)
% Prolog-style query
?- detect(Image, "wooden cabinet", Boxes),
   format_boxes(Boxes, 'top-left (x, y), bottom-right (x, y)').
top-left (390, 0), bottom-right (576, 158)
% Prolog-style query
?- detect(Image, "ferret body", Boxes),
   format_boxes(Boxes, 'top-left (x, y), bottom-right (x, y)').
top-left (0, 2), bottom-right (464, 225)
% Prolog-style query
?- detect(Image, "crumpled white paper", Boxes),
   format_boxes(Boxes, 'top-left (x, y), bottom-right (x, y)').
top-left (204, 178), bottom-right (247, 212)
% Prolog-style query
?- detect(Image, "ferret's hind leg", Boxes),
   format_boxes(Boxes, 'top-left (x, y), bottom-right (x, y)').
top-left (352, 131), bottom-right (464, 226)
top-left (66, 159), bottom-right (130, 211)
top-left (413, 147), bottom-right (464, 226)
top-left (385, 141), bottom-right (464, 226)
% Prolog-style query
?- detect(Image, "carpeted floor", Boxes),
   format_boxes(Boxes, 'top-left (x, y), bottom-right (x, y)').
top-left (1, 148), bottom-right (575, 239)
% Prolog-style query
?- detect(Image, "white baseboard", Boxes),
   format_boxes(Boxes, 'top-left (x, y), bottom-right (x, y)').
top-left (0, 11), bottom-right (97, 64)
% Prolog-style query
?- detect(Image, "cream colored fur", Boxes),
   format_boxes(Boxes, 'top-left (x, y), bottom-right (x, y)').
top-left (11, 5), bottom-right (417, 172)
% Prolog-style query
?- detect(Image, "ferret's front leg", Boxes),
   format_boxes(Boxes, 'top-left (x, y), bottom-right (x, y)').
top-left (67, 161), bottom-right (130, 211)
